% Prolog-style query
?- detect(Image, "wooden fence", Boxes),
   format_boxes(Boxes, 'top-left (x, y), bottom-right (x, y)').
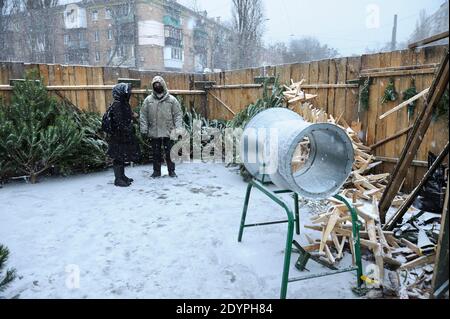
top-left (0, 63), bottom-right (206, 115)
top-left (0, 45), bottom-right (448, 191)
top-left (204, 45), bottom-right (449, 191)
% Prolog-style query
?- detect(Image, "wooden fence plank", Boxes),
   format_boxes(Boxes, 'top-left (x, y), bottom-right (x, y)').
top-left (334, 57), bottom-right (348, 121)
top-left (317, 59), bottom-right (330, 109)
top-left (327, 59), bottom-right (338, 116)
top-left (346, 56), bottom-right (362, 125)
top-left (74, 65), bottom-right (88, 111)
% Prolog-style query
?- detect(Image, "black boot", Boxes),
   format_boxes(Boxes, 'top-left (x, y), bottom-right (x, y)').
top-left (114, 165), bottom-right (131, 187)
top-left (151, 171), bottom-right (161, 178)
top-left (169, 170), bottom-right (177, 178)
top-left (152, 161), bottom-right (161, 178)
top-left (121, 165), bottom-right (134, 183)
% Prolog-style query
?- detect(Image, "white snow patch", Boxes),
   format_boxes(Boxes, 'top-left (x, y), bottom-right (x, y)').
top-left (0, 164), bottom-right (361, 299)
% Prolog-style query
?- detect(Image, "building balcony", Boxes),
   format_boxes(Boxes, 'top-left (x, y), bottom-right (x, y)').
top-left (163, 15), bottom-right (181, 28)
top-left (114, 14), bottom-right (135, 24)
top-left (165, 37), bottom-right (183, 48)
top-left (194, 44), bottom-right (207, 54)
top-left (194, 28), bottom-right (208, 38)
top-left (66, 40), bottom-right (89, 49)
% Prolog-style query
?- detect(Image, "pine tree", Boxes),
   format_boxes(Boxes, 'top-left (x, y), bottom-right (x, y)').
top-left (0, 245), bottom-right (16, 295)
top-left (0, 75), bottom-right (83, 183)
top-left (60, 110), bottom-right (108, 174)
top-left (0, 97), bottom-right (12, 183)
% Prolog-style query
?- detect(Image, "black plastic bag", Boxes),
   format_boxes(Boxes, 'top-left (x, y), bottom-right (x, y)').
top-left (413, 152), bottom-right (447, 214)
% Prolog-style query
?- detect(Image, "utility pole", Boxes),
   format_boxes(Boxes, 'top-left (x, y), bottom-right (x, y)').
top-left (391, 14), bottom-right (398, 51)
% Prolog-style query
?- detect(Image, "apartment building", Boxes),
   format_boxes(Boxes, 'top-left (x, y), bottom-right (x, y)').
top-left (2, 0), bottom-right (232, 72)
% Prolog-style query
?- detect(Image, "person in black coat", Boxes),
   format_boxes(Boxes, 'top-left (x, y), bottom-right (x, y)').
top-left (107, 83), bottom-right (140, 187)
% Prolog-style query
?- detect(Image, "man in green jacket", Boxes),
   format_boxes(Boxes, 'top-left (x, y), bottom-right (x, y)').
top-left (140, 76), bottom-right (183, 178)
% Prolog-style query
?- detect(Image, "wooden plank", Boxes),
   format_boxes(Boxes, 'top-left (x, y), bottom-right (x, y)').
top-left (364, 53), bottom-right (381, 146)
top-left (333, 58), bottom-right (347, 121)
top-left (66, 65), bottom-right (77, 106)
top-left (327, 59), bottom-right (338, 116)
top-left (379, 52), bottom-right (449, 222)
top-left (276, 64), bottom-right (291, 85)
top-left (319, 209), bottom-right (340, 253)
top-left (0, 63), bottom-right (9, 85)
top-left (410, 47), bottom-right (443, 190)
top-left (384, 143), bottom-right (449, 230)
top-left (85, 67), bottom-right (96, 113)
top-left (93, 68), bottom-right (106, 113)
top-left (360, 68), bottom-right (437, 78)
top-left (74, 66), bottom-right (88, 111)
top-left (38, 64), bottom-right (49, 86)
top-left (307, 61), bottom-right (320, 106)
top-left (378, 88), bottom-right (430, 120)
top-left (361, 63), bottom-right (439, 73)
top-left (396, 48), bottom-right (420, 172)
top-left (369, 126), bottom-right (413, 150)
top-left (408, 30), bottom-right (449, 49)
top-left (346, 56), bottom-right (361, 124)
top-left (367, 218), bottom-right (384, 281)
top-left (317, 59), bottom-right (330, 109)
top-left (375, 52), bottom-right (392, 176)
top-left (400, 254), bottom-right (436, 270)
top-left (386, 50), bottom-right (404, 170)
top-left (431, 179), bottom-right (449, 298)
top-left (208, 91), bottom-right (236, 116)
top-left (374, 156), bottom-right (428, 167)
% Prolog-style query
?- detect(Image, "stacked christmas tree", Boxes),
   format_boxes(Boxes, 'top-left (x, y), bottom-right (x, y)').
top-left (0, 73), bottom-right (108, 183)
top-left (0, 245), bottom-right (16, 296)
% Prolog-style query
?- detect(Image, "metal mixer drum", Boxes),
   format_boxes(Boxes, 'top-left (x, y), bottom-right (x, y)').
top-left (241, 108), bottom-right (354, 200)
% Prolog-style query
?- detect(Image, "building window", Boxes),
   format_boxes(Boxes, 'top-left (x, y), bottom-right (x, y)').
top-left (165, 26), bottom-right (182, 40)
top-left (172, 47), bottom-right (182, 60)
top-left (95, 51), bottom-right (100, 62)
top-left (105, 8), bottom-right (112, 19)
top-left (118, 4), bottom-right (129, 16)
top-left (108, 29), bottom-right (113, 40)
top-left (64, 54), bottom-right (70, 64)
top-left (66, 9), bottom-right (75, 23)
top-left (107, 49), bottom-right (113, 59)
top-left (131, 46), bottom-right (135, 58)
top-left (92, 10), bottom-right (98, 21)
top-left (64, 34), bottom-right (69, 45)
top-left (118, 46), bottom-right (125, 57)
top-left (94, 30), bottom-right (99, 42)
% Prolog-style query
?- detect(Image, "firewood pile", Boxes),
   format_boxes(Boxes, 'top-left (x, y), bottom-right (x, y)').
top-left (293, 101), bottom-right (438, 298)
top-left (282, 80), bottom-right (318, 105)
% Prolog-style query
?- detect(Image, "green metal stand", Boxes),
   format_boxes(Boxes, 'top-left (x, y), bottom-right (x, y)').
top-left (238, 179), bottom-right (364, 299)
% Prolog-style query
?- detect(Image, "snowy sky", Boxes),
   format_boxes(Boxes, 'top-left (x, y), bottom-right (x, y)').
top-left (57, 0), bottom-right (446, 56)
top-left (179, 0), bottom-right (446, 56)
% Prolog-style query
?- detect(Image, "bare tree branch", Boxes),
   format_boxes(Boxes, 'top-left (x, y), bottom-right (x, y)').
top-left (231, 0), bottom-right (264, 69)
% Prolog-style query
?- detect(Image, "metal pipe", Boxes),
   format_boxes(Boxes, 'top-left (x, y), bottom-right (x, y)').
top-left (241, 108), bottom-right (354, 200)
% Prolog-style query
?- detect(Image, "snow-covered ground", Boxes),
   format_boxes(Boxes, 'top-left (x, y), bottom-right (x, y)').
top-left (0, 164), bottom-right (362, 299)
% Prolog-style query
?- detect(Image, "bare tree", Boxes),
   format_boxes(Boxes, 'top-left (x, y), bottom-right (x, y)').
top-left (231, 0), bottom-right (264, 69)
top-left (0, 0), bottom-right (22, 61)
top-left (103, 0), bottom-right (136, 67)
top-left (0, 0), bottom-right (60, 63)
top-left (208, 21), bottom-right (233, 71)
top-left (284, 37), bottom-right (339, 63)
top-left (409, 3), bottom-right (449, 44)
top-left (262, 42), bottom-right (288, 66)
top-left (0, 0), bottom-right (12, 61)
top-left (409, 10), bottom-right (430, 43)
